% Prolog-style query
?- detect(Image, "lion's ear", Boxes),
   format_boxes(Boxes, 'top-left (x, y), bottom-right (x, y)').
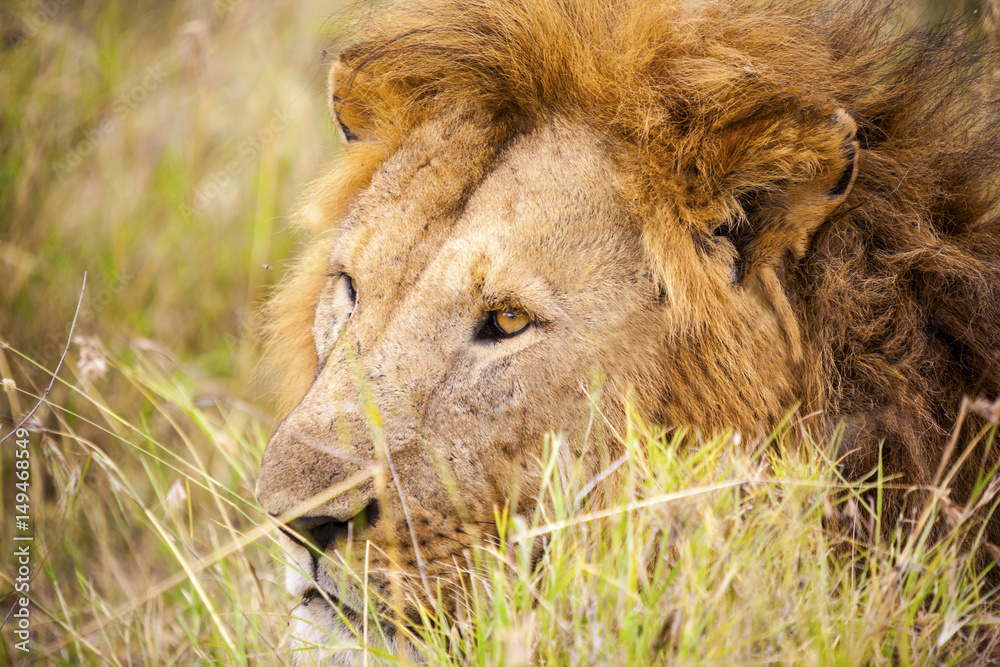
top-left (711, 107), bottom-right (860, 282)
top-left (328, 59), bottom-right (375, 148)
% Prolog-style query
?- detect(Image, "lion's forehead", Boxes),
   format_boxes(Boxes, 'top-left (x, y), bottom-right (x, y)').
top-left (339, 119), bottom-right (644, 328)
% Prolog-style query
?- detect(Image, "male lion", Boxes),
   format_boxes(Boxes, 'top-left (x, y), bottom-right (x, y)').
top-left (256, 0), bottom-right (1000, 662)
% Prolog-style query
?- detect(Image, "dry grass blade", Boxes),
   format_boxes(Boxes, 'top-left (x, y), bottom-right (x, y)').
top-left (1, 273), bottom-right (86, 444)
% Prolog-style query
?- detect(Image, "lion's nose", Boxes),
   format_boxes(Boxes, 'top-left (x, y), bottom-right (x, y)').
top-left (277, 500), bottom-right (381, 552)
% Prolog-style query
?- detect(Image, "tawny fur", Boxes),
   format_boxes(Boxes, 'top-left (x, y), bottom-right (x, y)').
top-left (258, 0), bottom-right (1000, 660)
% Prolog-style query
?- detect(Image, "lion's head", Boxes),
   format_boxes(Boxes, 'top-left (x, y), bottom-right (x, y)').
top-left (256, 0), bottom-right (1000, 662)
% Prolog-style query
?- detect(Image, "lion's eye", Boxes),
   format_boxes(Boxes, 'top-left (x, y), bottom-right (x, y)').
top-left (496, 311), bottom-right (529, 334)
top-left (479, 310), bottom-right (531, 340)
top-left (342, 273), bottom-right (357, 305)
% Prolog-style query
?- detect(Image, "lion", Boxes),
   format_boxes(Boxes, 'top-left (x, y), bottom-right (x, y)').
top-left (255, 0), bottom-right (1000, 662)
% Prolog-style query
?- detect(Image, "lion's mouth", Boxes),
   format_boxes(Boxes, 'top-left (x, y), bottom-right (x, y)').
top-left (292, 588), bottom-right (362, 626)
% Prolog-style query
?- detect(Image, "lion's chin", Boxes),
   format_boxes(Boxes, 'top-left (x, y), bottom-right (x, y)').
top-left (283, 589), bottom-right (365, 666)
top-left (281, 566), bottom-right (422, 666)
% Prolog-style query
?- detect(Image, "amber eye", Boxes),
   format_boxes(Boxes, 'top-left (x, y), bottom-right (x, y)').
top-left (495, 311), bottom-right (529, 334)
top-left (476, 310), bottom-right (531, 342)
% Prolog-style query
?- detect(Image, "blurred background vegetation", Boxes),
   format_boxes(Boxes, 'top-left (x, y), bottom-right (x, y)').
top-left (0, 0), bottom-right (998, 664)
top-left (0, 0), bottom-right (343, 389)
top-left (0, 0), bottom-right (346, 662)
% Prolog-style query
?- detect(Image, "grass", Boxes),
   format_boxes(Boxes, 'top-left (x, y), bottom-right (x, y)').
top-left (1, 342), bottom-right (998, 664)
top-left (1, 0), bottom-right (999, 665)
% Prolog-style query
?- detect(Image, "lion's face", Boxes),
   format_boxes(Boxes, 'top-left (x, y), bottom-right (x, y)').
top-left (256, 6), bottom-right (861, 657)
top-left (256, 116), bottom-right (661, 657)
